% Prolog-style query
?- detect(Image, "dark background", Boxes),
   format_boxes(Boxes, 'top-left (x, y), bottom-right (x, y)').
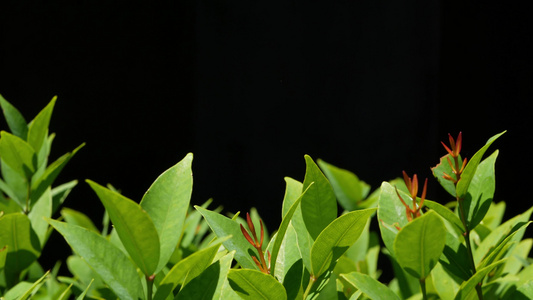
top-left (1, 0), bottom-right (532, 279)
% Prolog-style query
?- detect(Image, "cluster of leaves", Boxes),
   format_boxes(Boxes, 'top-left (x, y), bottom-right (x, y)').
top-left (0, 96), bottom-right (532, 300)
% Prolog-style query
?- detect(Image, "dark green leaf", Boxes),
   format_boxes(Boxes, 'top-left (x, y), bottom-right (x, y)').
top-left (0, 94), bottom-right (28, 140)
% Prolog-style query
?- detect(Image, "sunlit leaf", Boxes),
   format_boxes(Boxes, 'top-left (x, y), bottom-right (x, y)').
top-left (27, 96), bottom-right (56, 153)
top-left (0, 131), bottom-right (36, 179)
top-left (61, 207), bottom-right (100, 233)
top-left (454, 260), bottom-right (505, 300)
top-left (341, 271), bottom-right (400, 300)
top-left (227, 269), bottom-right (287, 300)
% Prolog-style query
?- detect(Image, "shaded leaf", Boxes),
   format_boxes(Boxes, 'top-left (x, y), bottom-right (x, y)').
top-left (28, 187), bottom-right (52, 246)
top-left (0, 94), bottom-right (28, 139)
top-left (454, 260), bottom-right (505, 300)
top-left (61, 208), bottom-right (100, 233)
top-left (3, 270), bottom-right (50, 300)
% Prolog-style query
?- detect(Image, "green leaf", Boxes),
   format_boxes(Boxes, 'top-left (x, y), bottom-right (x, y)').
top-left (140, 153), bottom-right (193, 273)
top-left (270, 182), bottom-right (311, 278)
top-left (462, 150), bottom-right (498, 230)
top-left (440, 231), bottom-right (473, 282)
top-left (341, 272), bottom-right (401, 300)
top-left (0, 213), bottom-right (41, 286)
top-left (377, 182), bottom-right (410, 257)
top-left (432, 262), bottom-right (459, 300)
top-left (61, 207), bottom-right (100, 233)
top-left (177, 251), bottom-right (234, 300)
top-left (3, 270), bottom-right (50, 300)
top-left (87, 180), bottom-right (160, 276)
top-left (30, 143), bottom-right (84, 208)
top-left (281, 177), bottom-right (303, 217)
top-left (76, 279), bottom-right (94, 300)
top-left (393, 211), bottom-right (446, 279)
top-left (196, 205), bottom-right (257, 270)
top-left (227, 269), bottom-right (287, 300)
top-left (274, 224), bottom-right (304, 299)
top-left (0, 131), bottom-right (37, 179)
top-left (51, 180), bottom-right (78, 214)
top-left (0, 94), bottom-right (28, 140)
top-left (454, 260), bottom-right (505, 300)
top-left (153, 240), bottom-right (223, 300)
top-left (46, 218), bottom-right (144, 300)
top-left (456, 131), bottom-right (505, 200)
top-left (424, 199), bottom-right (464, 234)
top-left (27, 96), bottom-right (56, 153)
top-left (431, 153), bottom-right (463, 197)
top-left (28, 187), bottom-right (52, 246)
top-left (317, 159), bottom-right (370, 211)
top-left (310, 208), bottom-right (376, 278)
top-left (301, 155), bottom-right (337, 240)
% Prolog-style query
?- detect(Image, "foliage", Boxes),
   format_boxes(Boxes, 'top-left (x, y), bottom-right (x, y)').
top-left (0, 95), bottom-right (532, 299)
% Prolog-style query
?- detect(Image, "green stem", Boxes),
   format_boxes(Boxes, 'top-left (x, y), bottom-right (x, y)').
top-left (420, 278), bottom-right (428, 300)
top-left (146, 275), bottom-right (154, 300)
top-left (302, 275), bottom-right (316, 300)
top-left (24, 183), bottom-right (31, 214)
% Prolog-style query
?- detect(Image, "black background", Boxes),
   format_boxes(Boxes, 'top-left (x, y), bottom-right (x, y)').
top-left (1, 0), bottom-right (532, 278)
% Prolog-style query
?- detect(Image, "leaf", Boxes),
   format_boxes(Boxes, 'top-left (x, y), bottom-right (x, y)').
top-left (87, 180), bottom-right (160, 276)
top-left (28, 187), bottom-right (52, 246)
top-left (341, 272), bottom-right (401, 300)
top-left (431, 153), bottom-right (463, 197)
top-left (0, 131), bottom-right (36, 179)
top-left (51, 180), bottom-right (78, 214)
top-left (196, 205), bottom-right (257, 270)
top-left (424, 199), bottom-right (464, 234)
top-left (317, 159), bottom-right (370, 211)
top-left (3, 270), bottom-right (50, 300)
top-left (27, 96), bottom-right (56, 153)
top-left (440, 231), bottom-right (473, 282)
top-left (377, 182), bottom-right (410, 257)
top-left (0, 94), bottom-right (29, 139)
top-left (310, 208), bottom-right (376, 278)
top-left (270, 183), bottom-right (311, 278)
top-left (301, 155), bottom-right (337, 240)
top-left (432, 262), bottom-right (459, 300)
top-left (46, 218), bottom-right (144, 300)
top-left (30, 143), bottom-right (84, 208)
top-left (281, 177), bottom-right (303, 217)
top-left (454, 260), bottom-right (505, 300)
top-left (177, 251), bottom-right (234, 300)
top-left (227, 269), bottom-right (287, 300)
top-left (456, 131), bottom-right (505, 200)
top-left (76, 279), bottom-right (94, 300)
top-left (0, 213), bottom-right (41, 286)
top-left (153, 240), bottom-right (223, 300)
top-left (274, 225), bottom-right (304, 299)
top-left (61, 207), bottom-right (100, 233)
top-left (393, 211), bottom-right (446, 279)
top-left (462, 150), bottom-right (498, 230)
top-left (139, 153), bottom-right (193, 273)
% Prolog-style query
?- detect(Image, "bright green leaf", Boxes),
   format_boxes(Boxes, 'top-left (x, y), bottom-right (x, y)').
top-left (76, 279), bottom-right (94, 300)
top-left (456, 131), bottom-right (505, 200)
top-left (0, 131), bottom-right (36, 179)
top-left (140, 153), bottom-right (193, 273)
top-left (87, 180), bottom-right (160, 276)
top-left (310, 208), bottom-right (376, 278)
top-left (394, 211), bottom-right (446, 279)
top-left (377, 182), bottom-right (410, 257)
top-left (46, 218), bottom-right (144, 300)
top-left (27, 96), bottom-right (56, 153)
top-left (61, 208), bottom-right (99, 233)
top-left (281, 177), bottom-right (303, 217)
top-left (3, 270), bottom-right (50, 300)
top-left (30, 143), bottom-right (84, 208)
top-left (462, 150), bottom-right (498, 230)
top-left (431, 153), bottom-right (463, 197)
top-left (0, 94), bottom-right (29, 140)
top-left (227, 269), bottom-right (287, 300)
top-left (28, 187), bottom-right (52, 246)
top-left (424, 199), bottom-right (464, 234)
top-left (454, 260), bottom-right (505, 300)
top-left (317, 159), bottom-right (370, 211)
top-left (270, 182), bottom-right (311, 278)
top-left (301, 155), bottom-right (337, 240)
top-left (341, 272), bottom-right (400, 300)
top-left (196, 205), bottom-right (257, 270)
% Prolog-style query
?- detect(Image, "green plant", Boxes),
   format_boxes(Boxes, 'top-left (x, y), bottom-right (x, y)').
top-left (1, 96), bottom-right (532, 299)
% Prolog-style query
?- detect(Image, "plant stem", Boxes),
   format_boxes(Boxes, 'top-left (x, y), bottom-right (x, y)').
top-left (146, 275), bottom-right (154, 300)
top-left (302, 275), bottom-right (316, 300)
top-left (24, 183), bottom-right (31, 214)
top-left (420, 278), bottom-right (428, 300)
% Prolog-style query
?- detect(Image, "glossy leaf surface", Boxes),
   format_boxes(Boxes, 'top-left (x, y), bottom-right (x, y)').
top-left (227, 269), bottom-right (287, 300)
